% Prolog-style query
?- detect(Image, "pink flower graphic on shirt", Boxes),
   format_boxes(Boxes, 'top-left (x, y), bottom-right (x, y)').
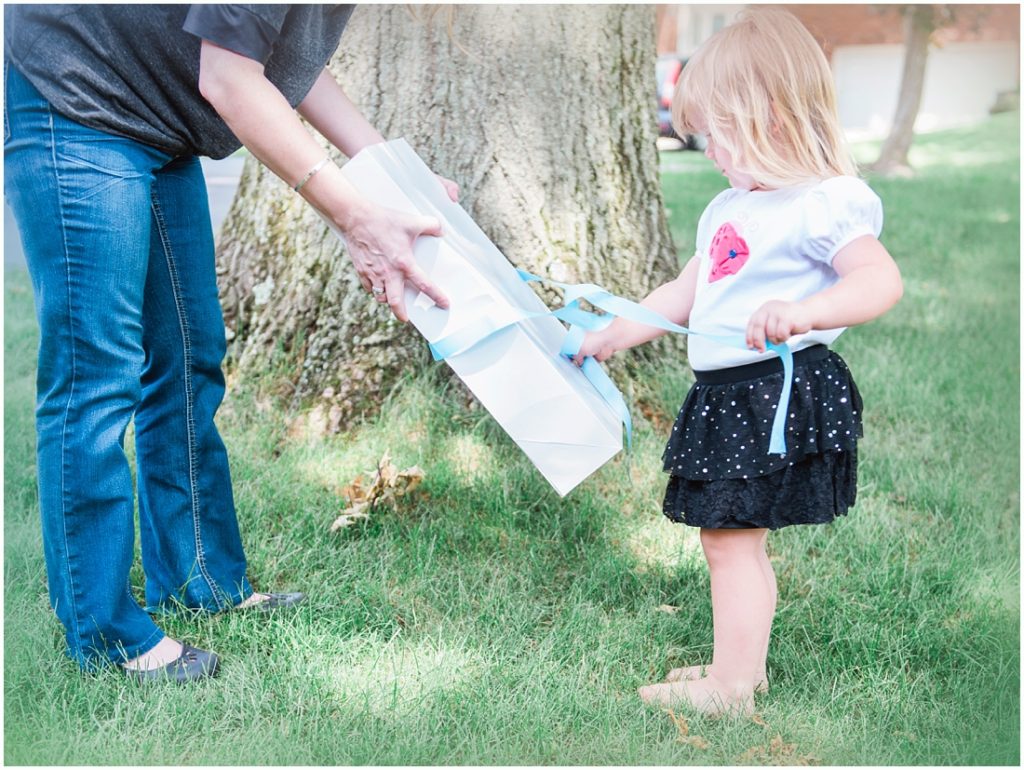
top-left (708, 222), bottom-right (750, 283)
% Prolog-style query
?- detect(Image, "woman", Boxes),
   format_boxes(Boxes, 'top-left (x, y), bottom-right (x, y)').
top-left (4, 4), bottom-right (457, 681)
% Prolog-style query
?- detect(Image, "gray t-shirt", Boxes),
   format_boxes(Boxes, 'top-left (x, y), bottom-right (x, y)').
top-left (4, 4), bottom-right (354, 159)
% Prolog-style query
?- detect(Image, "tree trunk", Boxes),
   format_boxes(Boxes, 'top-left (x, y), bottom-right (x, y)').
top-left (216, 5), bottom-right (678, 426)
top-left (871, 5), bottom-right (937, 175)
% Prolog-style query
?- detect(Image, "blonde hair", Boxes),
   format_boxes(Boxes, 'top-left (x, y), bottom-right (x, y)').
top-left (672, 7), bottom-right (857, 188)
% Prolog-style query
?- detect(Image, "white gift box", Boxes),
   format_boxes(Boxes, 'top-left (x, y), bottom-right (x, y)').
top-left (337, 139), bottom-right (623, 496)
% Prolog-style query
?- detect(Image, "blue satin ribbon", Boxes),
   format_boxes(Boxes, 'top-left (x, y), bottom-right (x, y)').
top-left (427, 270), bottom-right (794, 456)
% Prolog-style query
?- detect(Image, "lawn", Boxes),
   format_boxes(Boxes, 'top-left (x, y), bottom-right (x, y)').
top-left (4, 113), bottom-right (1019, 765)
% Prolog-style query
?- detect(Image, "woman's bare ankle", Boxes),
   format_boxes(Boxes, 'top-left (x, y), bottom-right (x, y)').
top-left (122, 636), bottom-right (183, 671)
top-left (235, 592), bottom-right (271, 609)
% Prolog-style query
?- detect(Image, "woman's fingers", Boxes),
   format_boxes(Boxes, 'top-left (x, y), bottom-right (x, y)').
top-left (343, 207), bottom-right (451, 319)
top-left (412, 214), bottom-right (443, 240)
top-left (341, 174), bottom-right (461, 321)
top-left (385, 214), bottom-right (446, 311)
top-left (383, 274), bottom-right (407, 322)
top-left (379, 256), bottom-right (444, 323)
top-left (433, 173), bottom-right (460, 202)
top-left (401, 260), bottom-right (449, 310)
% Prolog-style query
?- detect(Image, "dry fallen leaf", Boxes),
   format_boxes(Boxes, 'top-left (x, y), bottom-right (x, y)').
top-left (657, 604), bottom-right (680, 614)
top-left (330, 450), bottom-right (426, 532)
top-left (750, 713), bottom-right (768, 727)
top-left (680, 736), bottom-right (709, 750)
top-left (667, 709), bottom-right (689, 737)
top-left (666, 709), bottom-right (708, 750)
top-left (737, 734), bottom-right (820, 766)
top-left (770, 735), bottom-right (793, 753)
top-left (329, 511), bottom-right (370, 531)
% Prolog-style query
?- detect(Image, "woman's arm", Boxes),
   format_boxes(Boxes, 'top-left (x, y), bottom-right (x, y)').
top-left (197, 42), bottom-right (448, 322)
top-left (745, 235), bottom-right (903, 352)
top-left (574, 256), bottom-right (700, 363)
top-left (297, 69), bottom-right (462, 205)
top-left (296, 68), bottom-right (384, 158)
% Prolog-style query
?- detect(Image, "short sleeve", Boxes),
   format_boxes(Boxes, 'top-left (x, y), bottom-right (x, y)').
top-left (183, 5), bottom-right (291, 64)
top-left (803, 176), bottom-right (884, 264)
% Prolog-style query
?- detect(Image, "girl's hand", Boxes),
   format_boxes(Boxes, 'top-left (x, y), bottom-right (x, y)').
top-left (746, 300), bottom-right (813, 352)
top-left (572, 330), bottom-right (616, 366)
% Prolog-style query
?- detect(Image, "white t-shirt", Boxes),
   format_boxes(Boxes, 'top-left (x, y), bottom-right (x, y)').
top-left (686, 175), bottom-right (883, 371)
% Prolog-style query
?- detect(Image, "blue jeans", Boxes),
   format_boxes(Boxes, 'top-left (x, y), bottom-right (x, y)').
top-left (4, 63), bottom-right (253, 670)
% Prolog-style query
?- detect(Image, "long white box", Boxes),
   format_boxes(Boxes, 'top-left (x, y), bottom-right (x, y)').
top-left (339, 139), bottom-right (622, 496)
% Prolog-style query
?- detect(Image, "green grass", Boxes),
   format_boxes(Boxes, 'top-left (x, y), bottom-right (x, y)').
top-left (4, 113), bottom-right (1019, 765)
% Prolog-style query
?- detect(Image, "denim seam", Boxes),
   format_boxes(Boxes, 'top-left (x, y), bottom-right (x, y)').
top-left (46, 100), bottom-right (85, 657)
top-left (4, 60), bottom-right (10, 143)
top-left (149, 194), bottom-right (225, 611)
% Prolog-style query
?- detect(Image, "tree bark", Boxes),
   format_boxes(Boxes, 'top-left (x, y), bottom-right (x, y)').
top-left (216, 5), bottom-right (678, 426)
top-left (871, 5), bottom-right (938, 175)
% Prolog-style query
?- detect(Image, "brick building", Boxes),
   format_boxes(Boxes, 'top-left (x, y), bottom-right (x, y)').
top-left (656, 4), bottom-right (1020, 138)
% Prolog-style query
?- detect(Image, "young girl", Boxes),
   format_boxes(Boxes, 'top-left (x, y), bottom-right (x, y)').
top-left (576, 8), bottom-right (902, 715)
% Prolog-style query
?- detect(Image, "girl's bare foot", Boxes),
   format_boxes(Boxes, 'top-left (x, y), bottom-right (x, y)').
top-left (122, 636), bottom-right (184, 671)
top-left (665, 664), bottom-right (769, 693)
top-left (638, 674), bottom-right (755, 717)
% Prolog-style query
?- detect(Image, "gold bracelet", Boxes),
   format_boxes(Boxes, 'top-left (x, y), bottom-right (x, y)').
top-left (293, 157), bottom-right (331, 192)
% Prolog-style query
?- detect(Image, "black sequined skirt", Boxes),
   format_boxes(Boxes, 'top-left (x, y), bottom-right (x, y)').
top-left (662, 346), bottom-right (863, 530)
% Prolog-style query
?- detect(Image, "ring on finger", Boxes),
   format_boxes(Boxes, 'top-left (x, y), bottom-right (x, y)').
top-left (371, 286), bottom-right (385, 295)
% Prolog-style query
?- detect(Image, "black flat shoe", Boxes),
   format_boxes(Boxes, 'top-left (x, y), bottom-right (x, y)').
top-left (241, 592), bottom-right (306, 613)
top-left (123, 643), bottom-right (219, 684)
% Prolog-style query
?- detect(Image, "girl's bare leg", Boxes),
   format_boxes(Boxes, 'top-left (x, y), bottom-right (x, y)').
top-left (664, 531), bottom-right (775, 692)
top-left (639, 528), bottom-right (774, 715)
top-left (755, 531), bottom-right (776, 684)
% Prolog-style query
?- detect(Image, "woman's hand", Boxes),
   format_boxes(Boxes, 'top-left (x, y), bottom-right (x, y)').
top-left (572, 329), bottom-right (616, 366)
top-left (340, 201), bottom-right (450, 322)
top-left (339, 170), bottom-right (459, 322)
top-left (435, 173), bottom-right (460, 203)
top-left (745, 300), bottom-right (813, 352)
